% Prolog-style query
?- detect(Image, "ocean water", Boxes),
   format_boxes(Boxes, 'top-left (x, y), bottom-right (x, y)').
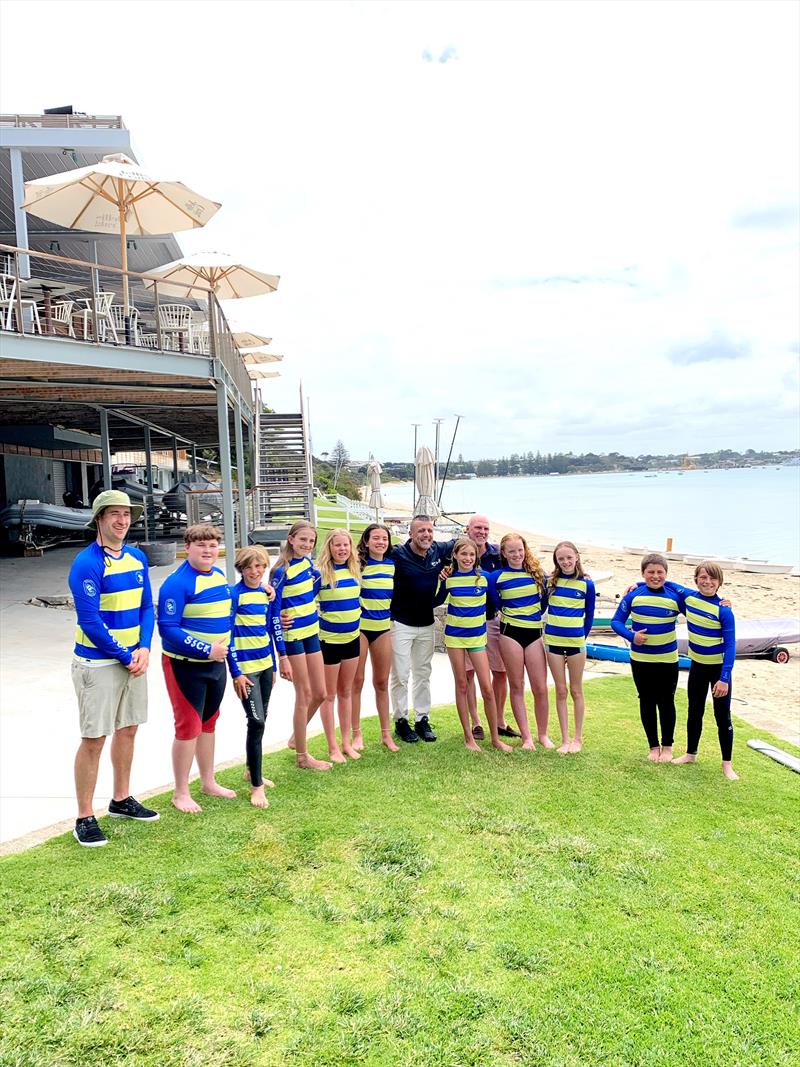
top-left (385, 466), bottom-right (800, 565)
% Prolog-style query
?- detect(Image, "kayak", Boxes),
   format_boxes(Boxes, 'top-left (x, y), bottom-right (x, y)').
top-left (586, 642), bottom-right (692, 670)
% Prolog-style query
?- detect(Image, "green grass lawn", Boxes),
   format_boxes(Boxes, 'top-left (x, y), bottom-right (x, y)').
top-left (2, 677), bottom-right (798, 1067)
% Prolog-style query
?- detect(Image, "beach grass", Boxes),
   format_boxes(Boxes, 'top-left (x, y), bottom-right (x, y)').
top-left (2, 676), bottom-right (798, 1067)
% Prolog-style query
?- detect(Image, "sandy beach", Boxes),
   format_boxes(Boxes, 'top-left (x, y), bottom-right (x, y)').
top-left (379, 491), bottom-right (800, 747)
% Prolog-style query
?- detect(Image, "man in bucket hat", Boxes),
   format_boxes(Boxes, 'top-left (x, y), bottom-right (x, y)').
top-left (67, 490), bottom-right (159, 846)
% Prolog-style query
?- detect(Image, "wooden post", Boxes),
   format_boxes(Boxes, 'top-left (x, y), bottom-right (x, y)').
top-left (666, 537), bottom-right (673, 552)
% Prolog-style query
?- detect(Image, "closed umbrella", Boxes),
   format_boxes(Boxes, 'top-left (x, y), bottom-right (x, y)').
top-left (367, 459), bottom-right (383, 515)
top-left (413, 446), bottom-right (439, 518)
top-left (144, 250), bottom-right (279, 300)
top-left (241, 349), bottom-right (283, 364)
top-left (247, 368), bottom-right (281, 379)
top-left (22, 153), bottom-right (220, 316)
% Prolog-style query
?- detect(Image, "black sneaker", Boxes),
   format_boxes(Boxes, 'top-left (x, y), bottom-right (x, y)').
top-left (498, 725), bottom-right (521, 738)
top-left (415, 716), bottom-right (437, 742)
top-left (472, 723), bottom-right (485, 741)
top-left (73, 816), bottom-right (108, 848)
top-left (394, 718), bottom-right (419, 743)
top-left (108, 796), bottom-right (160, 821)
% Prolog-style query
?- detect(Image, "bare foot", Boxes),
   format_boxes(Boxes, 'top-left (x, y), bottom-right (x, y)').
top-left (557, 742), bottom-right (571, 754)
top-left (342, 744), bottom-right (362, 760)
top-left (263, 778), bottom-right (275, 788)
top-left (521, 739), bottom-right (536, 751)
top-left (492, 739), bottom-right (514, 753)
top-left (296, 753), bottom-right (333, 771)
top-left (658, 747), bottom-right (674, 763)
top-left (465, 737), bottom-right (482, 752)
top-left (242, 768), bottom-right (251, 782)
top-left (569, 738), bottom-right (583, 753)
top-left (672, 753), bottom-right (697, 764)
top-left (538, 735), bottom-right (556, 749)
top-left (647, 747), bottom-right (661, 761)
top-left (250, 786), bottom-right (269, 809)
top-left (172, 793), bottom-right (202, 813)
top-left (287, 735), bottom-right (296, 750)
top-left (352, 732), bottom-right (365, 751)
top-left (381, 735), bottom-right (400, 752)
top-left (201, 782), bottom-right (237, 799)
top-left (328, 748), bottom-right (347, 764)
top-left (722, 762), bottom-right (739, 780)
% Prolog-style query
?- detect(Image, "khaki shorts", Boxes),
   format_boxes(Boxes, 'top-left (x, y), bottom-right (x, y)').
top-left (71, 660), bottom-right (148, 738)
top-left (465, 616), bottom-right (506, 674)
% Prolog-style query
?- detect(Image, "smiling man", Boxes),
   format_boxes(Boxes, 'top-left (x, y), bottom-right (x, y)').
top-left (68, 491), bottom-right (158, 848)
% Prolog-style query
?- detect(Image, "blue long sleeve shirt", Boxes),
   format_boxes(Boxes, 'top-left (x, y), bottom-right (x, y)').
top-left (69, 542), bottom-right (154, 665)
top-left (158, 561), bottom-right (233, 662)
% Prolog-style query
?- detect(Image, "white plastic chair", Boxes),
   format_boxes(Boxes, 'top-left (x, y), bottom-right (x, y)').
top-left (52, 300), bottom-right (76, 338)
top-left (157, 303), bottom-right (193, 351)
top-left (0, 273), bottom-right (42, 334)
top-left (109, 303), bottom-right (139, 345)
top-left (79, 292), bottom-right (118, 343)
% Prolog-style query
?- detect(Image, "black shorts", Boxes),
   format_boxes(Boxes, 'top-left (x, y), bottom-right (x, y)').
top-left (499, 622), bottom-right (542, 649)
top-left (546, 644), bottom-right (582, 657)
top-left (363, 628), bottom-right (390, 646)
top-left (321, 636), bottom-right (361, 665)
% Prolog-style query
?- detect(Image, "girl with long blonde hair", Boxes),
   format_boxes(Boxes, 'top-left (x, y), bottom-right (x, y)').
top-left (486, 533), bottom-right (553, 749)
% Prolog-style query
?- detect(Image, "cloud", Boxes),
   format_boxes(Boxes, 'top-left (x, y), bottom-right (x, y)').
top-left (668, 332), bottom-right (752, 366)
top-left (422, 45), bottom-right (458, 64)
top-left (732, 204), bottom-right (800, 230)
top-left (491, 271), bottom-right (639, 290)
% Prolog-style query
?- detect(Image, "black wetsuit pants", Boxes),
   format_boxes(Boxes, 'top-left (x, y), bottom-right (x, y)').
top-left (239, 669), bottom-right (274, 786)
top-left (630, 660), bottom-right (679, 748)
top-left (686, 662), bottom-right (733, 760)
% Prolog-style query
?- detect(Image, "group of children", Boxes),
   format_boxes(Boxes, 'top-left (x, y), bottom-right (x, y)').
top-left (158, 521), bottom-right (738, 811)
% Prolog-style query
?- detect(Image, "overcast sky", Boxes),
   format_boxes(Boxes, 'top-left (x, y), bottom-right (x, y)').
top-left (2, 0), bottom-right (798, 460)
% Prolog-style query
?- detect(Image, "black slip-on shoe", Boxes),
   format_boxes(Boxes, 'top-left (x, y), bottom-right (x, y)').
top-left (497, 725), bottom-right (521, 738)
top-left (394, 718), bottom-right (419, 743)
top-left (471, 724), bottom-right (485, 741)
top-left (108, 796), bottom-right (160, 821)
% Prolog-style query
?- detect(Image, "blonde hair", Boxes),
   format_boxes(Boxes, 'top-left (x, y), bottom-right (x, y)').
top-left (235, 545), bottom-right (270, 572)
top-left (317, 528), bottom-right (361, 588)
top-left (695, 560), bottom-right (724, 585)
top-left (500, 532), bottom-right (545, 593)
top-left (271, 521), bottom-right (316, 577)
top-left (451, 537), bottom-right (481, 576)
top-left (549, 540), bottom-right (585, 592)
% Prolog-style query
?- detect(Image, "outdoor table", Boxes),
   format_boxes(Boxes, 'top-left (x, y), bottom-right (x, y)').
top-left (19, 277), bottom-right (85, 335)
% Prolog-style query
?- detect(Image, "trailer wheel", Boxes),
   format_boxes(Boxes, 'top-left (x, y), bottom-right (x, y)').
top-left (770, 646), bottom-right (790, 664)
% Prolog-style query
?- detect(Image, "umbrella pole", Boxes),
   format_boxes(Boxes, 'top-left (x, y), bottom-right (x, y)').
top-left (118, 179), bottom-right (132, 344)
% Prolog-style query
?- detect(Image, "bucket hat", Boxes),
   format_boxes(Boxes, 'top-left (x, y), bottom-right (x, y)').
top-left (86, 490), bottom-right (144, 529)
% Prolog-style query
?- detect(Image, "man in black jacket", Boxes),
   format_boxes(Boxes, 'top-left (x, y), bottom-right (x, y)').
top-left (388, 515), bottom-right (451, 743)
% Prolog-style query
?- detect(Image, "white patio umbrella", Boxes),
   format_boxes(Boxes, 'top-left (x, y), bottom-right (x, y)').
top-left (242, 350), bottom-right (284, 364)
top-left (22, 153), bottom-right (220, 315)
top-left (413, 446), bottom-right (439, 518)
top-left (232, 331), bottom-right (272, 349)
top-left (144, 250), bottom-right (279, 301)
top-left (367, 459), bottom-right (384, 514)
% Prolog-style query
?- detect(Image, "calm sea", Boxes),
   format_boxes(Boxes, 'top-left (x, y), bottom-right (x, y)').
top-left (385, 466), bottom-right (800, 565)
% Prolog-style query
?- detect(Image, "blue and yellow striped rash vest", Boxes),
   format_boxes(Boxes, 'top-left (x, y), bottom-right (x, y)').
top-left (273, 557), bottom-right (319, 643)
top-left (158, 561), bottom-right (232, 662)
top-left (487, 567), bottom-right (546, 628)
top-left (69, 542), bottom-right (154, 664)
top-left (443, 570), bottom-right (488, 650)
top-left (611, 585), bottom-right (684, 664)
top-left (360, 556), bottom-right (394, 633)
top-left (544, 575), bottom-right (596, 649)
top-left (682, 591), bottom-right (736, 683)
top-left (318, 564), bottom-right (361, 644)
top-left (229, 580), bottom-right (286, 678)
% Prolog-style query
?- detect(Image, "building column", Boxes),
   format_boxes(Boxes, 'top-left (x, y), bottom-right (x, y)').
top-left (143, 425), bottom-right (154, 541)
top-left (9, 148), bottom-right (30, 278)
top-left (247, 417), bottom-right (258, 529)
top-left (191, 444), bottom-right (198, 475)
top-left (80, 462), bottom-right (89, 505)
top-left (171, 436), bottom-right (179, 481)
top-left (99, 408), bottom-right (112, 490)
top-left (234, 399), bottom-right (248, 547)
top-left (216, 381), bottom-right (236, 584)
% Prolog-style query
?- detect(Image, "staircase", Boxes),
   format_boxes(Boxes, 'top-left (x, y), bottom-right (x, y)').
top-left (251, 412), bottom-right (313, 542)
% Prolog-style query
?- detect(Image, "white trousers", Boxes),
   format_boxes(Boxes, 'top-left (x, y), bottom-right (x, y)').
top-left (390, 621), bottom-right (435, 722)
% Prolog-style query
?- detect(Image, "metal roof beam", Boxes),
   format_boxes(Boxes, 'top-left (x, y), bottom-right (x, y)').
top-left (0, 128), bottom-right (131, 153)
top-left (0, 333), bottom-right (215, 378)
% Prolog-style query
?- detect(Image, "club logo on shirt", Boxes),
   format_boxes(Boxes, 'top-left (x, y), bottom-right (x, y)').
top-left (165, 598), bottom-right (177, 615)
top-left (83, 579), bottom-right (98, 598)
top-left (136, 571), bottom-right (144, 585)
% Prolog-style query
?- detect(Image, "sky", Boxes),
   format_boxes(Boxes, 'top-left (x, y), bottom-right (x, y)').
top-left (1, 0), bottom-right (798, 461)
